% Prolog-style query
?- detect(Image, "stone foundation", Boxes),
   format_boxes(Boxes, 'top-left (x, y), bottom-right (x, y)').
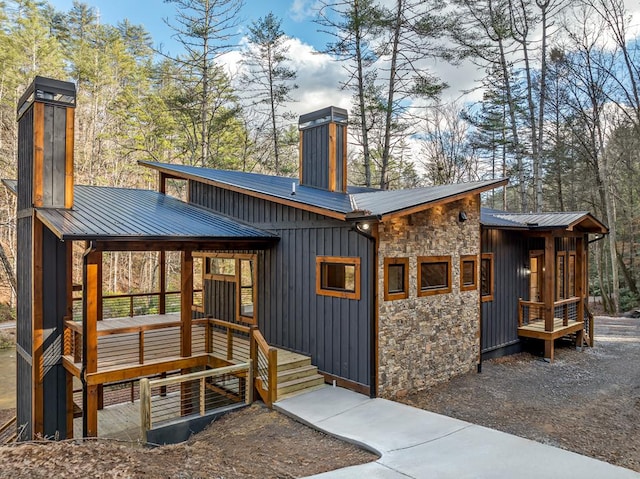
top-left (377, 196), bottom-right (481, 399)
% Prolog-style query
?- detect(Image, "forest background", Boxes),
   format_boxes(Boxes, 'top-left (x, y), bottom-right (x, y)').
top-left (0, 0), bottom-right (638, 316)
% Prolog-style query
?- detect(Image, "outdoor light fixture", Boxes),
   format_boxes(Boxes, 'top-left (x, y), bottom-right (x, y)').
top-left (459, 211), bottom-right (468, 222)
top-left (356, 222), bottom-right (371, 233)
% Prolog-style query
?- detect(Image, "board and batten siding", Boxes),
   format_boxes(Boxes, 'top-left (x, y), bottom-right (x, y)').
top-left (480, 228), bottom-right (531, 358)
top-left (189, 182), bottom-right (372, 388)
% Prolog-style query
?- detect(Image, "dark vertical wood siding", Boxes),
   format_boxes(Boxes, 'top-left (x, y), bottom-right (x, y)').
top-left (190, 182), bottom-right (372, 387)
top-left (43, 105), bottom-right (68, 207)
top-left (16, 217), bottom-right (32, 439)
top-left (481, 229), bottom-right (529, 356)
top-left (41, 227), bottom-right (68, 436)
top-left (17, 106), bottom-right (34, 210)
top-left (301, 126), bottom-right (329, 190)
top-left (204, 280), bottom-right (236, 322)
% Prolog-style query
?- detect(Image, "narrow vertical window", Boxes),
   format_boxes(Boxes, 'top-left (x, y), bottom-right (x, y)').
top-left (481, 253), bottom-right (494, 302)
top-left (556, 252), bottom-right (566, 300)
top-left (568, 253), bottom-right (576, 298)
top-left (460, 255), bottom-right (478, 291)
top-left (384, 257), bottom-right (409, 301)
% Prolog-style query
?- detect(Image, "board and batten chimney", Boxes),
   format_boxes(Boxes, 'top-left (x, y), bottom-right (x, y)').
top-left (15, 77), bottom-right (76, 440)
top-left (17, 76), bottom-right (76, 210)
top-left (298, 106), bottom-right (348, 193)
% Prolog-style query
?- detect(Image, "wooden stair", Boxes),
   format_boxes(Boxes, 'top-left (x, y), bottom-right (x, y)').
top-left (0, 416), bottom-right (17, 444)
top-left (275, 350), bottom-right (325, 401)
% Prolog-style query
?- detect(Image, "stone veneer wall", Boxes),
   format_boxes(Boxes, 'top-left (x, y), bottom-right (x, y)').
top-left (377, 195), bottom-right (481, 399)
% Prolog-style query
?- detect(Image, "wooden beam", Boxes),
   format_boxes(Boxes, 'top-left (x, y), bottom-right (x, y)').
top-left (33, 102), bottom-right (44, 207)
top-left (32, 217), bottom-right (44, 437)
top-left (328, 122), bottom-right (337, 192)
top-left (83, 248), bottom-right (101, 437)
top-left (64, 107), bottom-right (75, 209)
top-left (342, 124), bottom-right (348, 192)
top-left (181, 250), bottom-right (193, 358)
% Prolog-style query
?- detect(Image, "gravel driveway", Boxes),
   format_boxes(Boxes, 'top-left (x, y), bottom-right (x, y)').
top-left (400, 316), bottom-right (640, 473)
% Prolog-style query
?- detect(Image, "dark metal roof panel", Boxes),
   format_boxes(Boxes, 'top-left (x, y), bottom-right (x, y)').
top-left (141, 161), bottom-right (355, 214)
top-left (351, 179), bottom-right (508, 217)
top-left (36, 185), bottom-right (277, 242)
top-left (481, 208), bottom-right (608, 232)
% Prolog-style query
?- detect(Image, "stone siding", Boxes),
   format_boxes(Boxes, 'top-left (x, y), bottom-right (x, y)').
top-left (377, 196), bottom-right (481, 399)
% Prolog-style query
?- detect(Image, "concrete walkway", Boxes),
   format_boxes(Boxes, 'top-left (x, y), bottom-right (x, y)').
top-left (275, 386), bottom-right (640, 479)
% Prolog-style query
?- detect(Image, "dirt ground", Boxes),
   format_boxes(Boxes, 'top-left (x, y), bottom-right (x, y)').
top-left (400, 315), bottom-right (640, 473)
top-left (0, 405), bottom-right (376, 478)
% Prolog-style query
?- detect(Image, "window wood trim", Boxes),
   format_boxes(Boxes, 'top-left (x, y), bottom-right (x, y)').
top-left (384, 257), bottom-right (409, 301)
top-left (417, 255), bottom-right (452, 297)
top-left (481, 253), bottom-right (494, 302)
top-left (316, 256), bottom-right (361, 300)
top-left (460, 255), bottom-right (478, 292)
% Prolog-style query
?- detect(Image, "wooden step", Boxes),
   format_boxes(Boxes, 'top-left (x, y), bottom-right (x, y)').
top-left (276, 374), bottom-right (325, 397)
top-left (277, 364), bottom-right (319, 383)
top-left (277, 383), bottom-right (327, 402)
top-left (276, 354), bottom-right (311, 373)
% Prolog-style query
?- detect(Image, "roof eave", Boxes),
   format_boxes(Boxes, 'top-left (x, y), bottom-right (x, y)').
top-left (379, 178), bottom-right (509, 221)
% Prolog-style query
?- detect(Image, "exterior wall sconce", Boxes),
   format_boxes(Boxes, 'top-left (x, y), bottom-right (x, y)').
top-left (459, 211), bottom-right (468, 222)
top-left (356, 222), bottom-right (371, 233)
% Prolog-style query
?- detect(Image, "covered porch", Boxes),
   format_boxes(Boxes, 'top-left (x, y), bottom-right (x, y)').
top-left (35, 183), bottom-right (283, 438)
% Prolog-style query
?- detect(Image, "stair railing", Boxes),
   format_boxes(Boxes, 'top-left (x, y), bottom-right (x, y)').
top-left (250, 327), bottom-right (278, 407)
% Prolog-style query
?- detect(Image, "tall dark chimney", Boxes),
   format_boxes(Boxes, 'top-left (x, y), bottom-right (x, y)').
top-left (17, 76), bottom-right (76, 210)
top-left (15, 77), bottom-right (76, 440)
top-left (298, 106), bottom-right (348, 193)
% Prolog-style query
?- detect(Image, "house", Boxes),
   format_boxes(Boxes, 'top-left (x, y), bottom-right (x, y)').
top-left (9, 77), bottom-right (606, 441)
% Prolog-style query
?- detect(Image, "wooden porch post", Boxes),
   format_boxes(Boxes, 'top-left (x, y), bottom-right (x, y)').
top-left (543, 234), bottom-right (555, 361)
top-left (180, 249), bottom-right (193, 416)
top-left (82, 247), bottom-right (101, 437)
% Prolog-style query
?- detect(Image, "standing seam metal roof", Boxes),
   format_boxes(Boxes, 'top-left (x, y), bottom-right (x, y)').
top-left (32, 184), bottom-right (277, 242)
top-left (481, 208), bottom-right (608, 231)
top-left (140, 161), bottom-right (507, 219)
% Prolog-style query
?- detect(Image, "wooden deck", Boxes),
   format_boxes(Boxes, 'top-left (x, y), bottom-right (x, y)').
top-left (67, 313), bottom-right (323, 439)
top-left (517, 318), bottom-right (585, 340)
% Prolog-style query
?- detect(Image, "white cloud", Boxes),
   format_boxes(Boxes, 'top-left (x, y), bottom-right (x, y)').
top-left (288, 0), bottom-right (322, 22)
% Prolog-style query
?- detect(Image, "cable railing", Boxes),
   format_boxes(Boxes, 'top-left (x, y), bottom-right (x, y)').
top-left (139, 362), bottom-right (252, 442)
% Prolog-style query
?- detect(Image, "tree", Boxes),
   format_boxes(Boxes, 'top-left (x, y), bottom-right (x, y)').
top-left (162, 0), bottom-right (245, 167)
top-left (242, 12), bottom-right (297, 176)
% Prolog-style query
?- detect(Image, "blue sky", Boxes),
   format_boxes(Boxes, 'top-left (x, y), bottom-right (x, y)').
top-left (47, 0), bottom-right (329, 54)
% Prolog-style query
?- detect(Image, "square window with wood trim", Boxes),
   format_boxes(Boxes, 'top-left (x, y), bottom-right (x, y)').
top-left (480, 253), bottom-right (494, 302)
top-left (418, 256), bottom-right (452, 296)
top-left (460, 255), bottom-right (478, 291)
top-left (316, 256), bottom-right (361, 300)
top-left (384, 257), bottom-right (409, 301)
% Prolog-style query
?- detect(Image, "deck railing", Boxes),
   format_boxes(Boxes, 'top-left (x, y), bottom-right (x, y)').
top-left (139, 362), bottom-right (252, 442)
top-left (518, 297), bottom-right (581, 328)
top-left (72, 290), bottom-right (201, 321)
top-left (251, 328), bottom-right (278, 407)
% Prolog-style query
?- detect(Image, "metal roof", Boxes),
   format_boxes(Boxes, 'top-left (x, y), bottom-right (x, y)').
top-left (481, 208), bottom-right (609, 233)
top-left (350, 180), bottom-right (507, 217)
top-left (141, 161), bottom-right (507, 220)
top-left (33, 184), bottom-right (277, 243)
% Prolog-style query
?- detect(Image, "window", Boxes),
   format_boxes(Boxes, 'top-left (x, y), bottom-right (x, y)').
top-left (194, 252), bottom-right (258, 325)
top-left (481, 253), bottom-right (494, 302)
top-left (316, 256), bottom-right (361, 300)
top-left (568, 253), bottom-right (576, 298)
top-left (417, 256), bottom-right (451, 296)
top-left (460, 255), bottom-right (478, 291)
top-left (556, 252), bottom-right (566, 300)
top-left (384, 257), bottom-right (409, 301)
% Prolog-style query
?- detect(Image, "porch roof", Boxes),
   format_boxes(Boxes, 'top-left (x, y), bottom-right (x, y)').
top-left (140, 161), bottom-right (507, 221)
top-left (3, 179), bottom-right (277, 245)
top-left (481, 208), bottom-right (608, 233)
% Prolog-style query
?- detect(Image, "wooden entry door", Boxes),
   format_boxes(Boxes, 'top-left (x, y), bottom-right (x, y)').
top-left (529, 251), bottom-right (544, 302)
